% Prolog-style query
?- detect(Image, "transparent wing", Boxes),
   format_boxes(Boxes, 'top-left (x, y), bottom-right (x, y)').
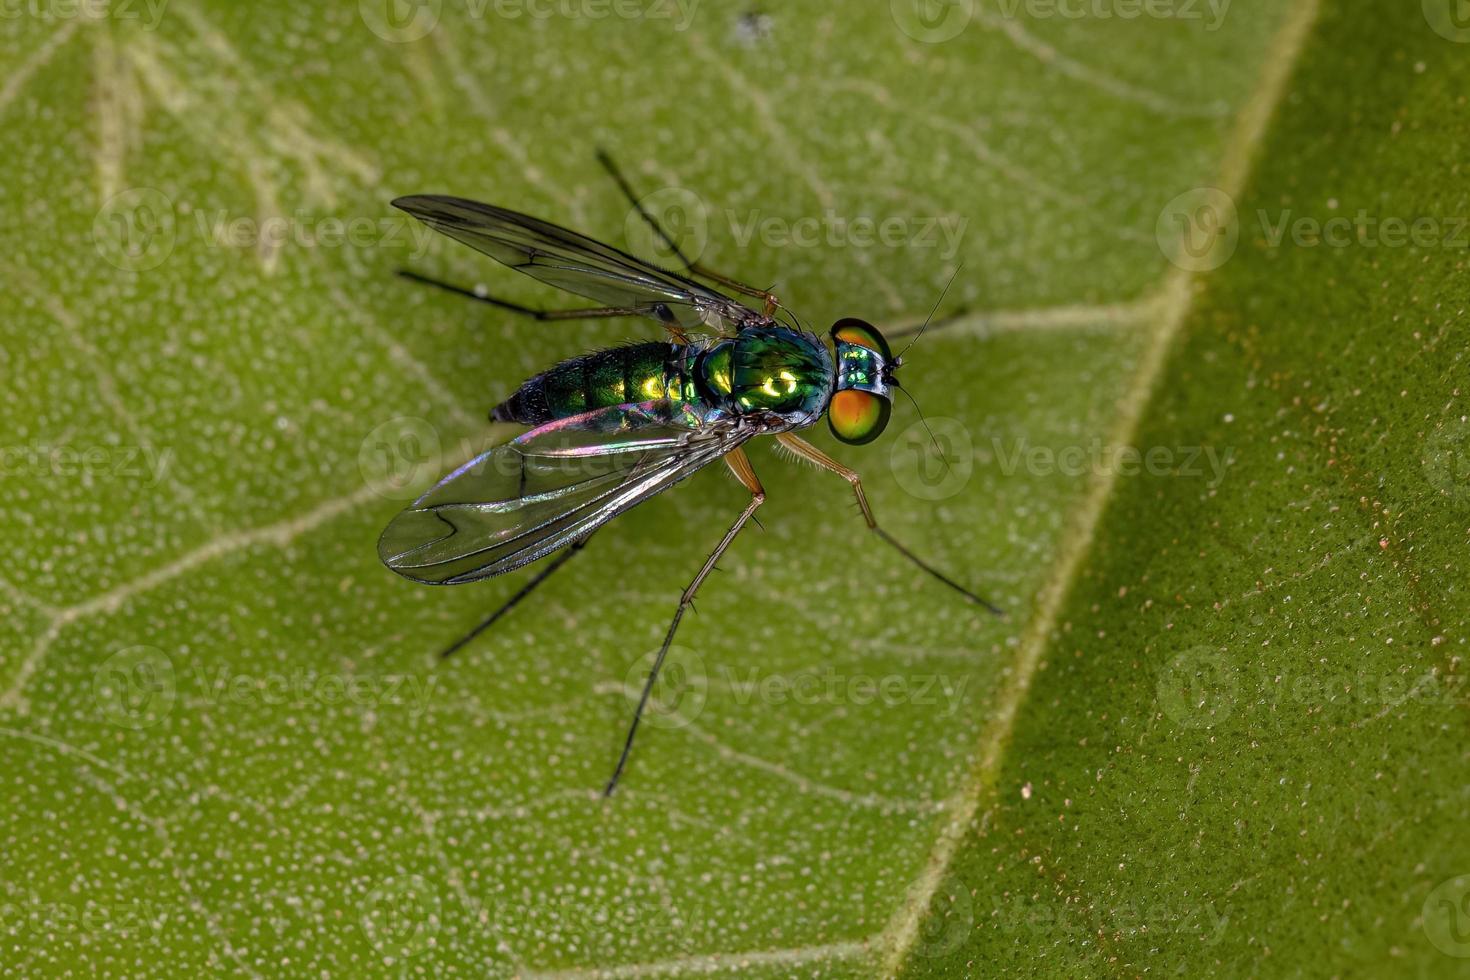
top-left (378, 402), bottom-right (754, 584)
top-left (394, 194), bottom-right (765, 332)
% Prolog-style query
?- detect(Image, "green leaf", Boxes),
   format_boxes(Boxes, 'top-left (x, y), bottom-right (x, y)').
top-left (898, 0), bottom-right (1470, 976)
top-left (7, 0), bottom-right (1436, 976)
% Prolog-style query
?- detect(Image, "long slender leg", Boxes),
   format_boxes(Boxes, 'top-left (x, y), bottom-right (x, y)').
top-left (594, 149), bottom-right (782, 318)
top-left (399, 269), bottom-right (691, 342)
top-left (439, 536), bottom-right (594, 660)
top-left (604, 448), bottom-right (765, 796)
top-left (397, 270), bottom-right (647, 321)
top-left (776, 433), bottom-right (1003, 615)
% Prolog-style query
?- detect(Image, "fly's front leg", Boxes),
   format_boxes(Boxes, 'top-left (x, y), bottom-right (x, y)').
top-left (594, 149), bottom-right (781, 320)
top-left (604, 447), bottom-right (765, 796)
top-left (775, 433), bottom-right (1002, 615)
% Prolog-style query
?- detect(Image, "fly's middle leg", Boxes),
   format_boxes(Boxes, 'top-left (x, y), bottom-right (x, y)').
top-left (603, 447), bottom-right (765, 796)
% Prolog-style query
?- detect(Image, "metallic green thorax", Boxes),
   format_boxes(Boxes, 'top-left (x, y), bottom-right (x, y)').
top-left (715, 327), bottom-right (831, 419)
top-left (494, 327), bottom-right (834, 427)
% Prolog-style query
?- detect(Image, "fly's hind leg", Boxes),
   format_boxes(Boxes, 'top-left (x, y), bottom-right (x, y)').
top-left (604, 447), bottom-right (765, 796)
top-left (594, 149), bottom-right (781, 319)
top-left (775, 433), bottom-right (1002, 615)
top-left (438, 535), bottom-right (596, 660)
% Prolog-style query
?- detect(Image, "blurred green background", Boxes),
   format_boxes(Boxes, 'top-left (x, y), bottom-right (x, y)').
top-left (1, 0), bottom-right (1467, 976)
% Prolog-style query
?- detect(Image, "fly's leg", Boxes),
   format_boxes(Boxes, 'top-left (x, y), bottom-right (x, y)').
top-left (396, 269), bottom-right (690, 342)
top-left (594, 149), bottom-right (782, 319)
top-left (604, 448), bottom-right (765, 797)
top-left (775, 433), bottom-right (1003, 615)
top-left (438, 535), bottom-right (595, 660)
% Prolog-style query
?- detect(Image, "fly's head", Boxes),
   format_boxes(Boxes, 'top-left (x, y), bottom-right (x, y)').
top-left (827, 318), bottom-right (896, 445)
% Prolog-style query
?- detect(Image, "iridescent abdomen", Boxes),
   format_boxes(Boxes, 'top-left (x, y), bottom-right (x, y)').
top-left (492, 342), bottom-right (697, 424)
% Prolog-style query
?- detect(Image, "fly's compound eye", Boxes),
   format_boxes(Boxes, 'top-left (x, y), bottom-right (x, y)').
top-left (830, 318), bottom-right (892, 360)
top-left (828, 389), bottom-right (891, 445)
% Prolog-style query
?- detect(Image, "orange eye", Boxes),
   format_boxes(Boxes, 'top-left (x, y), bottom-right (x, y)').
top-left (831, 318), bottom-right (892, 359)
top-left (828, 389), bottom-right (891, 445)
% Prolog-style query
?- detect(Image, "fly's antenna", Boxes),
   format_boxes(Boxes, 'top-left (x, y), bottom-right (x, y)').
top-left (895, 383), bottom-right (953, 479)
top-left (896, 264), bottom-right (962, 362)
